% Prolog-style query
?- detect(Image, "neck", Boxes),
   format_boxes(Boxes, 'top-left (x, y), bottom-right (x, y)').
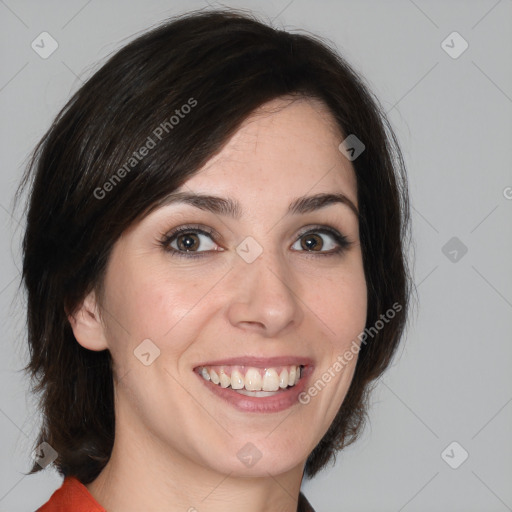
top-left (86, 406), bottom-right (305, 512)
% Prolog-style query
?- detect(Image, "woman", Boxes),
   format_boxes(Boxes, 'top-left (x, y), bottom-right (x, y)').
top-left (18, 8), bottom-right (412, 511)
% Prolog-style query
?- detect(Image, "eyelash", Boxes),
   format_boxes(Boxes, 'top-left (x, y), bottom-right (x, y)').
top-left (159, 223), bottom-right (352, 259)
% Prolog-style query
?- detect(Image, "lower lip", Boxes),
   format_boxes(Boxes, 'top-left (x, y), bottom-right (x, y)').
top-left (195, 368), bottom-right (312, 413)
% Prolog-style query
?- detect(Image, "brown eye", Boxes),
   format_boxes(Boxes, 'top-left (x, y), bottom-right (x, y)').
top-left (176, 233), bottom-right (200, 251)
top-left (300, 233), bottom-right (323, 251)
top-left (291, 227), bottom-right (351, 255)
top-left (162, 226), bottom-right (220, 256)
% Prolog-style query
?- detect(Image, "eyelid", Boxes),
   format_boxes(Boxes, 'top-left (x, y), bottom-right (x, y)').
top-left (160, 224), bottom-right (221, 244)
top-left (296, 224), bottom-right (345, 238)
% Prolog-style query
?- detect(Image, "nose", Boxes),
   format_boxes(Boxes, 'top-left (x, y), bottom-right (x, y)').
top-left (226, 247), bottom-right (304, 337)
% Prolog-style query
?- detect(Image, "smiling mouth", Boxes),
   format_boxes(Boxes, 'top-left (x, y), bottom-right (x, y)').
top-left (196, 364), bottom-right (305, 396)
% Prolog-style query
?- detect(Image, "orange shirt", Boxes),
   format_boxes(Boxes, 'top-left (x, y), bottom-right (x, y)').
top-left (36, 476), bottom-right (106, 512)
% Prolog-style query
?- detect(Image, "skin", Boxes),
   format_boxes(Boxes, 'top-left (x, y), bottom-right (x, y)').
top-left (69, 96), bottom-right (367, 512)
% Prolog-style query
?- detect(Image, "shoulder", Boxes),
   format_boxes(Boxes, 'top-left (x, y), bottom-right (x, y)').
top-left (36, 476), bottom-right (106, 512)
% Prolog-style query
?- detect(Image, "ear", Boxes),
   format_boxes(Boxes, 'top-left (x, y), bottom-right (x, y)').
top-left (67, 289), bottom-right (109, 351)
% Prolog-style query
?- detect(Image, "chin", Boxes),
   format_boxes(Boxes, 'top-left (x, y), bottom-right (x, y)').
top-left (200, 437), bottom-right (310, 478)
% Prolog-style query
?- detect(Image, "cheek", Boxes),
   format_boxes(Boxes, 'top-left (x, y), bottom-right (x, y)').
top-left (102, 259), bottom-right (227, 376)
top-left (106, 261), bottom-right (210, 339)
top-left (306, 266), bottom-right (367, 351)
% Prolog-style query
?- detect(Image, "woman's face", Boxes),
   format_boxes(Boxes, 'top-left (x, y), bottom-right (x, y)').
top-left (87, 97), bottom-right (367, 477)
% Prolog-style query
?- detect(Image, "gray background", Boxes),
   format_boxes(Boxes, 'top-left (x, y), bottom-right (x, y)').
top-left (1, 0), bottom-right (511, 510)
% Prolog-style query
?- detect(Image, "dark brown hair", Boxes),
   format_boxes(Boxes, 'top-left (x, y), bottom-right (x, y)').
top-left (16, 7), bottom-right (414, 483)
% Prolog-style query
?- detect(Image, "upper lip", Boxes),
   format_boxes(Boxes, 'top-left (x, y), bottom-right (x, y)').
top-left (194, 356), bottom-right (314, 368)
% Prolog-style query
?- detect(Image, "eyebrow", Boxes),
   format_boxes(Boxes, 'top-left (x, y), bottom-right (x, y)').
top-left (159, 191), bottom-right (359, 219)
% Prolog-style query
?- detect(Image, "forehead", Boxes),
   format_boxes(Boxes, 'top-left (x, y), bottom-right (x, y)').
top-left (178, 96), bottom-right (358, 206)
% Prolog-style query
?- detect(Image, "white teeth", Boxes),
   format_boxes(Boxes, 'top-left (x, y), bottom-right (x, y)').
top-left (245, 368), bottom-right (262, 391)
top-left (210, 369), bottom-right (220, 385)
top-left (231, 369), bottom-right (244, 390)
top-left (288, 366), bottom-right (296, 386)
top-left (219, 369), bottom-right (230, 388)
top-left (279, 369), bottom-right (289, 388)
top-left (262, 369), bottom-right (280, 391)
top-left (199, 365), bottom-right (303, 392)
